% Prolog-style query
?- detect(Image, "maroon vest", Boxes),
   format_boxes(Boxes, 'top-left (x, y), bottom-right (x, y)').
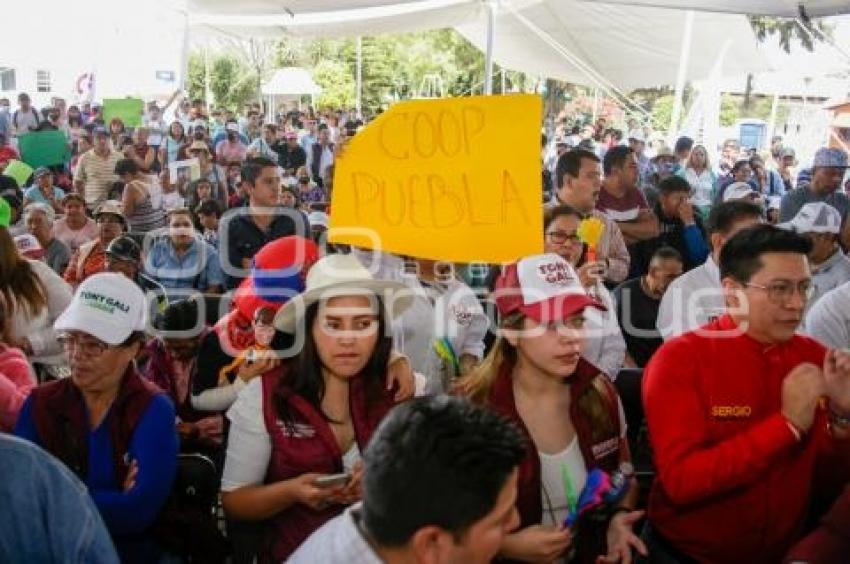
top-left (487, 359), bottom-right (623, 563)
top-left (29, 367), bottom-right (162, 484)
top-left (259, 368), bottom-right (397, 563)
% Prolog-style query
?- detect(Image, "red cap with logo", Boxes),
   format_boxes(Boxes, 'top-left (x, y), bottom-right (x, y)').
top-left (495, 253), bottom-right (604, 322)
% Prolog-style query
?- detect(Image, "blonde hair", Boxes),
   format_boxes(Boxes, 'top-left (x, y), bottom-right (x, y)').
top-left (686, 144), bottom-right (711, 171)
top-left (455, 312), bottom-right (524, 403)
top-left (456, 311), bottom-right (618, 440)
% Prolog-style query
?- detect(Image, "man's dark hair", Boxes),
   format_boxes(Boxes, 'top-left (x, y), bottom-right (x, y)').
top-left (154, 298), bottom-right (201, 332)
top-left (362, 396), bottom-right (525, 546)
top-left (555, 149), bottom-right (600, 188)
top-left (114, 158), bottom-right (139, 177)
top-left (602, 145), bottom-right (633, 175)
top-left (658, 175), bottom-right (691, 195)
top-left (241, 156), bottom-right (277, 187)
top-left (674, 136), bottom-right (694, 154)
top-left (196, 199), bottom-right (222, 218)
top-left (719, 224), bottom-right (812, 283)
top-left (650, 246), bottom-right (683, 265)
top-left (731, 159), bottom-right (751, 174)
top-left (706, 200), bottom-right (763, 235)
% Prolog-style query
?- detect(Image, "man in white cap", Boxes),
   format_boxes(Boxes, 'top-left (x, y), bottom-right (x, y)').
top-left (780, 202), bottom-right (850, 306)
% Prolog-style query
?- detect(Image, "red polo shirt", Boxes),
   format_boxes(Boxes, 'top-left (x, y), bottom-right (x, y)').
top-left (643, 315), bottom-right (850, 563)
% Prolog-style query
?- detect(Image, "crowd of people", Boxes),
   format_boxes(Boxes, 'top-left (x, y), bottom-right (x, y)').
top-left (0, 90), bottom-right (849, 564)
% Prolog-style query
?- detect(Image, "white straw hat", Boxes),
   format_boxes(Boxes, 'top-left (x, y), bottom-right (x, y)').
top-left (274, 253), bottom-right (413, 334)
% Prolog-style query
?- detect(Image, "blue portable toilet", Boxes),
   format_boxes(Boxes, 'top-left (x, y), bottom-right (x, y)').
top-left (738, 119), bottom-right (767, 151)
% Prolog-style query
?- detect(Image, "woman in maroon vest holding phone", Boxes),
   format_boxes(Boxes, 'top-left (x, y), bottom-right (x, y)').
top-left (457, 253), bottom-right (645, 564)
top-left (220, 253), bottom-right (415, 562)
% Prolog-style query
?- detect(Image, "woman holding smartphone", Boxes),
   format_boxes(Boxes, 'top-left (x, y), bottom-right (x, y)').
top-left (456, 253), bottom-right (645, 564)
top-left (221, 253), bottom-right (415, 562)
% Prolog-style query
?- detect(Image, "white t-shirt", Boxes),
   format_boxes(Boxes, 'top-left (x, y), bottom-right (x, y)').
top-left (540, 438), bottom-right (587, 528)
top-left (582, 283), bottom-right (626, 380)
top-left (804, 281), bottom-right (850, 348)
top-left (538, 398), bottom-right (628, 530)
top-left (656, 256), bottom-right (724, 340)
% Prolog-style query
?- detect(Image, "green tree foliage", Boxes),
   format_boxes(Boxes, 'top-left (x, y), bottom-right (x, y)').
top-left (187, 53), bottom-right (256, 111)
top-left (748, 16), bottom-right (831, 53)
top-left (313, 60), bottom-right (356, 110)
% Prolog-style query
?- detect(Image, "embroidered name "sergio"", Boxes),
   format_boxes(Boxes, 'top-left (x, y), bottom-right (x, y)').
top-left (711, 405), bottom-right (752, 418)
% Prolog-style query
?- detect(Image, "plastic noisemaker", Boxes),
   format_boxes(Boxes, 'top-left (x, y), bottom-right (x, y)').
top-left (577, 217), bottom-right (605, 263)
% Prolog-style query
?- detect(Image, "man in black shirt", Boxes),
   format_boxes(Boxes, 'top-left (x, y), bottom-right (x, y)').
top-left (613, 246), bottom-right (683, 367)
top-left (219, 157), bottom-right (310, 289)
top-left (276, 131), bottom-right (307, 175)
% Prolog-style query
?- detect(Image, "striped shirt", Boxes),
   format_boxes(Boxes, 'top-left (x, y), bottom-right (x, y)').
top-left (75, 149), bottom-right (122, 208)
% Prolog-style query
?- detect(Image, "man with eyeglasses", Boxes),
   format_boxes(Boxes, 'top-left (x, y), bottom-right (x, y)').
top-left (642, 224), bottom-right (850, 563)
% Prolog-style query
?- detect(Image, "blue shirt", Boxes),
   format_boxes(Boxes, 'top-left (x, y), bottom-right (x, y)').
top-left (14, 394), bottom-right (178, 560)
top-left (0, 433), bottom-right (119, 563)
top-left (24, 184), bottom-right (66, 205)
top-left (144, 236), bottom-right (224, 293)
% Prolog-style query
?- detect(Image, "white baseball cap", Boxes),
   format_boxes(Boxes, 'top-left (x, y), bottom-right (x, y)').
top-left (627, 129), bottom-right (646, 143)
top-left (494, 253), bottom-right (604, 321)
top-left (723, 182), bottom-right (760, 203)
top-left (779, 202), bottom-right (841, 235)
top-left (54, 272), bottom-right (147, 345)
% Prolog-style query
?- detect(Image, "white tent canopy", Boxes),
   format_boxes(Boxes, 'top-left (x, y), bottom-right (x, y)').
top-left (456, 1), bottom-right (768, 91)
top-left (578, 0), bottom-right (850, 18)
top-left (262, 67), bottom-right (322, 96)
top-left (190, 0), bottom-right (768, 91)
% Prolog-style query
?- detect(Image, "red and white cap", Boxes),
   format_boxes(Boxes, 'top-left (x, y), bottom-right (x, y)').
top-left (494, 254), bottom-right (605, 322)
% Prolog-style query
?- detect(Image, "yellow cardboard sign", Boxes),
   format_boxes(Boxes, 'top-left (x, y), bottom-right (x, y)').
top-left (328, 94), bottom-right (543, 263)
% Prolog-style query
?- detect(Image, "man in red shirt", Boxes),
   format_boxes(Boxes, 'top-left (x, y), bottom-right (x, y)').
top-left (597, 146), bottom-right (659, 247)
top-left (643, 223), bottom-right (850, 563)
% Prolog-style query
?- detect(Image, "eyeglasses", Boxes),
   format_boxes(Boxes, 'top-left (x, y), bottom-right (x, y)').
top-left (57, 333), bottom-right (112, 357)
top-left (546, 230), bottom-right (581, 245)
top-left (744, 280), bottom-right (814, 304)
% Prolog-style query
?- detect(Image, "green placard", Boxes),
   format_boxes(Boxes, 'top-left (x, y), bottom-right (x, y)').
top-left (2, 160), bottom-right (34, 188)
top-left (18, 131), bottom-right (69, 168)
top-left (103, 98), bottom-right (144, 128)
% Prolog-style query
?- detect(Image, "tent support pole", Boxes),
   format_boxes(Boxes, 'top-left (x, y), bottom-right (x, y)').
top-left (668, 10), bottom-right (695, 143)
top-left (484, 0), bottom-right (497, 95)
top-left (356, 36), bottom-right (363, 118)
top-left (766, 92), bottom-right (780, 150)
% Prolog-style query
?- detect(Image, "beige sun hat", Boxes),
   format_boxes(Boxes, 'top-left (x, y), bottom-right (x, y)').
top-left (274, 253), bottom-right (414, 334)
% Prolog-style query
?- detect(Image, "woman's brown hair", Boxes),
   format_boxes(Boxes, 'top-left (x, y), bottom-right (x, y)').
top-left (0, 227), bottom-right (47, 320)
top-left (456, 311), bottom-right (617, 438)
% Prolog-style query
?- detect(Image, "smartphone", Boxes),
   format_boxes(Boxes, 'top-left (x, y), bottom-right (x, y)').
top-left (314, 472), bottom-right (351, 488)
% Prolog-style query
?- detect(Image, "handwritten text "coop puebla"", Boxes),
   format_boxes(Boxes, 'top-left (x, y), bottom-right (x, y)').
top-left (348, 106), bottom-right (532, 229)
